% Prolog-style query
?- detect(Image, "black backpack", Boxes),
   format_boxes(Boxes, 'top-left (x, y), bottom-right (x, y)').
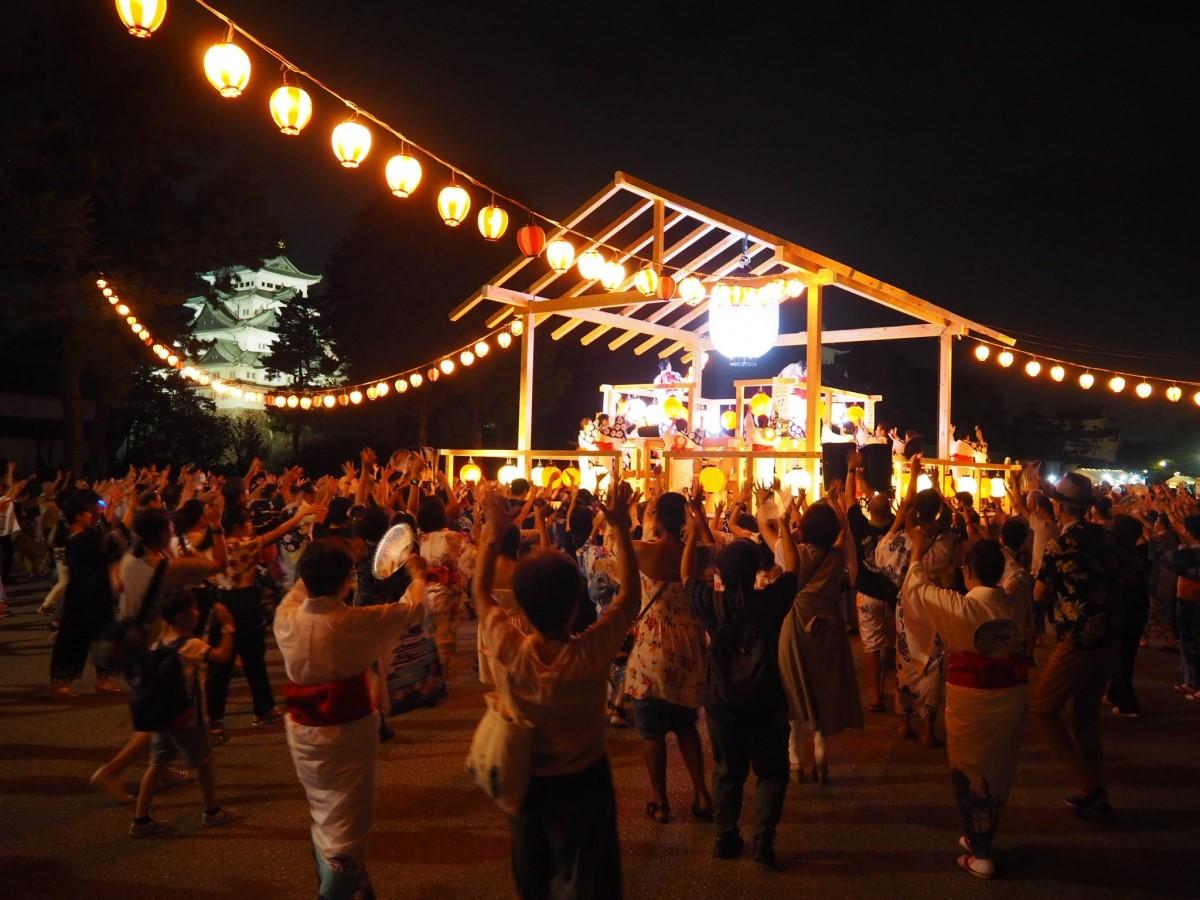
top-left (128, 636), bottom-right (194, 732)
top-left (707, 587), bottom-right (780, 714)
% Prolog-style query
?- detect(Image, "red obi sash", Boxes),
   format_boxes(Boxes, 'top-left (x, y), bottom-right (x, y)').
top-left (951, 453), bottom-right (975, 464)
top-left (596, 441), bottom-right (615, 451)
top-left (947, 652), bottom-right (1028, 690)
top-left (284, 670), bottom-right (373, 726)
top-left (751, 444), bottom-right (771, 452)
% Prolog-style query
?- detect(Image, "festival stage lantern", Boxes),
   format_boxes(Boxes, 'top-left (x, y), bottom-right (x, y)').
top-left (460, 350), bottom-right (475, 366)
top-left (530, 464), bottom-right (545, 487)
top-left (349, 389), bottom-right (363, 405)
top-left (678, 276), bottom-right (705, 306)
top-left (749, 392), bottom-right (771, 417)
top-left (204, 38), bottom-right (251, 98)
top-left (577, 250), bottom-right (605, 281)
top-left (376, 381), bottom-right (389, 397)
top-left (300, 396), bottom-right (313, 410)
top-left (115, 0), bottom-right (167, 38)
top-left (1167, 385), bottom-right (1182, 403)
top-left (623, 398), bottom-right (647, 425)
top-left (699, 466), bottom-right (726, 494)
top-left (477, 204), bottom-right (509, 241)
top-left (440, 358), bottom-right (455, 375)
top-left (497, 463), bottom-right (519, 486)
top-left (634, 266), bottom-right (659, 297)
top-left (546, 239), bottom-right (575, 274)
top-left (438, 184), bottom-right (470, 226)
top-left (1079, 371), bottom-right (1095, 389)
top-left (460, 460), bottom-right (482, 484)
top-left (323, 394), bottom-right (336, 408)
top-left (786, 279), bottom-right (806, 299)
top-left (846, 406), bottom-right (865, 425)
top-left (720, 409), bottom-right (737, 431)
top-left (497, 331), bottom-right (512, 349)
top-left (957, 475), bottom-right (978, 495)
top-left (783, 467), bottom-right (813, 493)
top-left (409, 372), bottom-right (423, 388)
top-left (385, 154), bottom-right (422, 197)
top-left (974, 344), bottom-right (990, 362)
top-left (516, 224), bottom-right (546, 257)
top-left (710, 282), bottom-right (779, 364)
top-left (332, 119), bottom-right (371, 168)
top-left (269, 84), bottom-right (313, 136)
top-left (1135, 381), bottom-right (1152, 399)
top-left (427, 367), bottom-right (440, 382)
top-left (917, 473), bottom-right (933, 492)
top-left (394, 379), bottom-right (408, 394)
top-left (989, 477), bottom-right (1006, 498)
top-left (997, 350), bottom-right (1014, 368)
top-left (539, 466), bottom-right (561, 489)
top-left (663, 396), bottom-right (684, 420)
top-left (560, 467), bottom-right (581, 487)
top-left (658, 274), bottom-right (676, 301)
top-left (1025, 360), bottom-right (1041, 377)
top-left (286, 394), bottom-right (299, 408)
top-left (600, 260), bottom-right (626, 291)
top-left (474, 341), bottom-right (489, 357)
top-left (510, 319), bottom-right (525, 337)
top-left (1108, 375), bottom-right (1126, 394)
top-left (1050, 365), bottom-right (1066, 382)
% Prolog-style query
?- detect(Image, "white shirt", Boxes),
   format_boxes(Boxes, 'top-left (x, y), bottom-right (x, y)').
top-left (904, 561), bottom-right (1023, 657)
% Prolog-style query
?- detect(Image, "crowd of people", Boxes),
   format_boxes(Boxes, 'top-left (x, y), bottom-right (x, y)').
top-left (1, 447), bottom-right (1198, 897)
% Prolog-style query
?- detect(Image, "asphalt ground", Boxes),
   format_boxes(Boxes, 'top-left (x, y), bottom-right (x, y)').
top-left (1, 575), bottom-right (1198, 899)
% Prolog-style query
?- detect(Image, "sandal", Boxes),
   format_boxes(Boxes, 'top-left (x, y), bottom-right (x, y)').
top-left (691, 802), bottom-right (714, 822)
top-left (645, 801), bottom-right (670, 824)
top-left (957, 854), bottom-right (995, 879)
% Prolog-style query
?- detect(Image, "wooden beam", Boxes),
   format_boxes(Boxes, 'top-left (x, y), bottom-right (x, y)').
top-left (805, 283), bottom-right (824, 483)
top-left (517, 312), bottom-right (535, 467)
top-left (562, 308), bottom-right (696, 345)
top-left (532, 290), bottom-right (648, 314)
top-left (699, 323), bottom-right (946, 349)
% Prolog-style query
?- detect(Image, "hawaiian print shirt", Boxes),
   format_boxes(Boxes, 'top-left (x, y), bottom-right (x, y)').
top-left (1036, 520), bottom-right (1119, 649)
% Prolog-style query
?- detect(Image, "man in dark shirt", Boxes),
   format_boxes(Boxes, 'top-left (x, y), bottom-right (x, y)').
top-left (1029, 472), bottom-right (1120, 817)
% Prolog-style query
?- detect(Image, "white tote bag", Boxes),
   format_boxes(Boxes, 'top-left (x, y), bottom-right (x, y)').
top-left (465, 691), bottom-right (534, 815)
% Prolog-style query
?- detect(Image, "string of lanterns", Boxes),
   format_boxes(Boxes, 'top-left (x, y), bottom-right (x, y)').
top-left (93, 274), bottom-right (521, 410)
top-left (971, 338), bottom-right (1200, 407)
top-left (114, 0), bottom-right (738, 286)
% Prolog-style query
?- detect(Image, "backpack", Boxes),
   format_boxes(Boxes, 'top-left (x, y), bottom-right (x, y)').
top-left (707, 587), bottom-right (780, 714)
top-left (128, 636), bottom-right (194, 732)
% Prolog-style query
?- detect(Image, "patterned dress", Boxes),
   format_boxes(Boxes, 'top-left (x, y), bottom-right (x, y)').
top-left (625, 575), bottom-right (707, 709)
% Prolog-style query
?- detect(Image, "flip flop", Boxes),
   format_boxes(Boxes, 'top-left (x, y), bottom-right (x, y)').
top-left (645, 801), bottom-right (670, 824)
top-left (957, 854), bottom-right (995, 879)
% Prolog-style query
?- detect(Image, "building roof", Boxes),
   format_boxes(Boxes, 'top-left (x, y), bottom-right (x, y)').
top-left (197, 340), bottom-right (266, 368)
top-left (259, 254), bottom-right (322, 284)
top-left (190, 303), bottom-right (237, 333)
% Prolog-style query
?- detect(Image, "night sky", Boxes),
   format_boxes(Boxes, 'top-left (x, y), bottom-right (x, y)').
top-left (62, 1), bottom-right (1200, 440)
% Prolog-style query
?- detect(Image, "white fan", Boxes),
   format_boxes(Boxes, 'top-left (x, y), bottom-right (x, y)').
top-left (372, 522), bottom-right (416, 580)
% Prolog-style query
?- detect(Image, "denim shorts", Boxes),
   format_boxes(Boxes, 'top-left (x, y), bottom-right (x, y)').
top-left (633, 698), bottom-right (698, 739)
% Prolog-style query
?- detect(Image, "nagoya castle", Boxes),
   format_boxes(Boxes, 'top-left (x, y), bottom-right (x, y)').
top-left (184, 248), bottom-right (321, 412)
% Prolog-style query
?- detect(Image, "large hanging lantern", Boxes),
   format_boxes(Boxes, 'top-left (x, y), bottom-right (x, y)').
top-left (269, 83), bottom-right (313, 136)
top-left (385, 153), bottom-right (422, 197)
top-left (477, 204), bottom-right (509, 241)
top-left (749, 392), bottom-right (771, 417)
top-left (633, 265), bottom-right (659, 297)
top-left (497, 462), bottom-right (520, 486)
top-left (438, 183), bottom-right (471, 226)
top-left (699, 466), bottom-right (727, 495)
top-left (460, 460), bottom-right (482, 484)
top-left (658, 274), bottom-right (676, 301)
top-left (204, 37), bottom-right (251, 98)
top-left (516, 224), bottom-right (546, 257)
top-left (577, 249), bottom-right (605, 281)
top-left (678, 276), bottom-right (705, 305)
top-left (600, 260), bottom-right (626, 291)
top-left (720, 409), bottom-right (738, 431)
top-left (709, 283), bottom-right (779, 365)
top-left (546, 239), bottom-right (575, 274)
top-left (783, 467), bottom-right (813, 492)
top-left (115, 0), bottom-right (167, 38)
top-left (332, 119), bottom-right (371, 168)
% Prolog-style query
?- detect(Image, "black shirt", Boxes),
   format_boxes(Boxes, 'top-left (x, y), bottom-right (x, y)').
top-left (847, 505), bottom-right (897, 602)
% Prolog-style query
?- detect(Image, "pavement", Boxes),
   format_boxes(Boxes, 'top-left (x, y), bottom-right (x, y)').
top-left (1, 574), bottom-right (1198, 900)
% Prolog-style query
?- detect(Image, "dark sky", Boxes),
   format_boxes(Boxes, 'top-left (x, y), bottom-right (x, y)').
top-left (84, 1), bottom-right (1200, 440)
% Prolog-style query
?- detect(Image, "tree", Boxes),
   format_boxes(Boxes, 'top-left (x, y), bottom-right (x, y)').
top-left (262, 291), bottom-right (341, 455)
top-left (114, 368), bottom-right (232, 470)
top-left (225, 415), bottom-right (270, 472)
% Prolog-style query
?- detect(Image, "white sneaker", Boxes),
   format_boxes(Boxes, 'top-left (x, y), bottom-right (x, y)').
top-left (201, 807), bottom-right (239, 827)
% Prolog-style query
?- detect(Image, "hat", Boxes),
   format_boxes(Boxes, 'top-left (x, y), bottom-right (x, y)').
top-left (1052, 472), bottom-right (1093, 505)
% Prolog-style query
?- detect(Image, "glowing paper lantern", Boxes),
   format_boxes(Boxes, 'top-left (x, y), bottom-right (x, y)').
top-left (497, 331), bottom-right (512, 349)
top-left (846, 406), bottom-right (865, 425)
top-left (477, 204), bottom-right (509, 241)
top-left (720, 409), bottom-right (737, 431)
top-left (1108, 375), bottom-right (1126, 393)
top-left (783, 467), bottom-right (812, 492)
top-left (997, 350), bottom-right (1015, 368)
top-left (116, 304), bottom-right (130, 316)
top-left (474, 341), bottom-right (489, 357)
top-left (1193, 390), bottom-right (1200, 407)
top-left (1079, 371), bottom-right (1095, 389)
top-left (917, 473), bottom-right (933, 492)
top-left (323, 394), bottom-right (336, 408)
top-left (974, 344), bottom-right (990, 362)
top-left (699, 466), bottom-right (726, 495)
top-left (331, 119), bottom-right (371, 168)
top-left (1166, 385), bottom-right (1182, 403)
top-left (394, 380), bottom-right (408, 394)
top-left (516, 224), bottom-right (546, 257)
top-left (438, 184), bottom-right (470, 226)
top-left (663, 396), bottom-right (684, 420)
top-left (709, 282), bottom-right (779, 363)
top-left (440, 358), bottom-right (455, 375)
top-left (375, 381), bottom-right (390, 397)
top-left (460, 350), bottom-right (475, 366)
top-left (545, 239), bottom-right (575, 274)
top-left (577, 249), bottom-right (605, 281)
top-left (1025, 360), bottom-right (1042, 377)
top-left (497, 463), bottom-right (520, 486)
top-left (749, 392), bottom-right (771, 417)
top-left (300, 396), bottom-right (313, 410)
top-left (460, 461), bottom-right (482, 484)
top-left (349, 389), bottom-right (363, 405)
top-left (1050, 365), bottom-right (1066, 382)
top-left (599, 260), bottom-right (626, 290)
top-left (560, 467), bottom-right (581, 487)
top-left (269, 84), bottom-right (313, 135)
top-left (385, 154), bottom-right (422, 197)
top-left (989, 477), bottom-right (1006, 498)
top-left (957, 476), bottom-right (978, 495)
top-left (286, 394), bottom-right (299, 409)
top-left (786, 279), bottom-right (806, 298)
top-left (633, 266), bottom-right (659, 297)
top-left (204, 40), bottom-right (251, 99)
top-left (658, 274), bottom-right (676, 301)
top-left (337, 394), bottom-right (349, 406)
top-left (530, 465), bottom-right (545, 487)
top-left (115, 0), bottom-right (167, 38)
top-left (678, 276), bottom-right (705, 305)
top-left (427, 367), bottom-right (439, 382)
top-left (1135, 381), bottom-right (1152, 399)
top-left (510, 319), bottom-right (525, 336)
top-left (538, 466), bottom-right (561, 489)
top-left (409, 372), bottom-right (423, 388)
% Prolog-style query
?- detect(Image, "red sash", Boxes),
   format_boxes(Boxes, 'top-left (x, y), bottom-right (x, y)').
top-left (751, 444), bottom-right (771, 451)
top-left (947, 652), bottom-right (1028, 690)
top-left (596, 441), bottom-right (614, 451)
top-left (284, 671), bottom-right (373, 726)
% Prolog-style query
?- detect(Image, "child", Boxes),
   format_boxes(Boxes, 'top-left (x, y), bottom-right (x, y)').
top-left (129, 592), bottom-right (237, 837)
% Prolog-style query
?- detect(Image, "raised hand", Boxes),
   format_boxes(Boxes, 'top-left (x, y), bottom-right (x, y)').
top-left (601, 481), bottom-right (634, 532)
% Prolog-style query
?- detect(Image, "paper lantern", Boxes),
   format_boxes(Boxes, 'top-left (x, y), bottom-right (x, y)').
top-left (783, 467), bottom-right (812, 492)
top-left (546, 239), bottom-right (575, 274)
top-left (497, 463), bottom-right (520, 486)
top-left (332, 119), bottom-right (371, 168)
top-left (497, 331), bottom-right (512, 349)
top-left (1134, 381), bottom-right (1152, 399)
top-left (460, 461), bottom-right (482, 484)
top-left (663, 396), bottom-right (684, 419)
top-left (323, 394), bottom-right (336, 408)
top-left (96, 278), bottom-right (108, 289)
top-left (786, 279), bottom-right (806, 298)
top-left (286, 394), bottom-right (299, 409)
top-left (560, 467), bottom-right (581, 487)
top-left (1050, 365), bottom-right (1066, 382)
top-left (510, 319), bottom-right (525, 336)
top-left (699, 466), bottom-right (726, 494)
top-left (530, 465), bottom-right (545, 487)
top-left (375, 381), bottom-right (390, 397)
top-left (349, 389), bottom-right (363, 405)
top-left (516, 224), bottom-right (546, 257)
top-left (917, 473), bottom-right (933, 492)
top-left (409, 372), bottom-right (423, 388)
top-left (1167, 385), bottom-right (1182, 402)
top-left (749, 392), bottom-right (771, 417)
top-left (365, 385), bottom-right (377, 401)
top-left (427, 367), bottom-right (440, 382)
top-left (299, 396), bottom-right (313, 410)
top-left (989, 477), bottom-right (1006, 498)
top-left (678, 276), bottom-right (705, 305)
top-left (974, 344), bottom-right (990, 362)
top-left (710, 282), bottom-right (779, 363)
top-left (394, 379), bottom-right (408, 394)
top-left (633, 266), bottom-right (659, 297)
top-left (599, 260), bottom-right (626, 290)
top-left (115, 0), bottom-right (167, 38)
top-left (269, 84), bottom-right (313, 135)
top-left (204, 40), bottom-right (251, 99)
top-left (477, 204), bottom-right (509, 241)
top-left (577, 250), bottom-right (605, 281)
top-left (1193, 390), bottom-right (1200, 407)
top-left (1079, 371), bottom-right (1095, 389)
top-left (440, 358), bottom-right (455, 375)
top-left (337, 393), bottom-right (349, 406)
top-left (438, 184), bottom-right (470, 226)
top-left (474, 341), bottom-right (489, 357)
top-left (720, 409), bottom-right (737, 431)
top-left (997, 350), bottom-right (1015, 368)
top-left (658, 274), bottom-right (676, 301)
top-left (460, 350), bottom-right (475, 366)
top-left (957, 476), bottom-right (978, 495)
top-left (1108, 375), bottom-right (1126, 393)
top-left (116, 304), bottom-right (130, 316)
top-left (1025, 360), bottom-right (1041, 377)
top-left (102, 287), bottom-right (114, 297)
top-left (385, 154), bottom-right (422, 197)
top-left (846, 406), bottom-right (865, 424)
top-left (537, 466), bottom-right (560, 489)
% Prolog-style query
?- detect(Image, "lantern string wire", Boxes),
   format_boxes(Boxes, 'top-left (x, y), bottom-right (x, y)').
top-left (189, 0), bottom-right (714, 277)
top-left (971, 336), bottom-right (1200, 390)
top-left (993, 328), bottom-right (1200, 365)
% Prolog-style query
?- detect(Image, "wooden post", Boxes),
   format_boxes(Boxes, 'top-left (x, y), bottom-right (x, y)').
top-left (937, 330), bottom-right (953, 459)
top-left (517, 313), bottom-right (535, 476)
top-left (690, 341), bottom-right (703, 432)
top-left (805, 280), bottom-right (824, 492)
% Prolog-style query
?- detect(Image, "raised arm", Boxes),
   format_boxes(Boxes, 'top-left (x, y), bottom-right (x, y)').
top-left (601, 482), bottom-right (641, 616)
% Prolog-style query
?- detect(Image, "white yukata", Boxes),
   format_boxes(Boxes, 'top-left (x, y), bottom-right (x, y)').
top-left (273, 581), bottom-right (424, 891)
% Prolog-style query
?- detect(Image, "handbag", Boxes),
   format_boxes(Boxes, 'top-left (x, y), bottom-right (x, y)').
top-left (465, 690), bottom-right (535, 815)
